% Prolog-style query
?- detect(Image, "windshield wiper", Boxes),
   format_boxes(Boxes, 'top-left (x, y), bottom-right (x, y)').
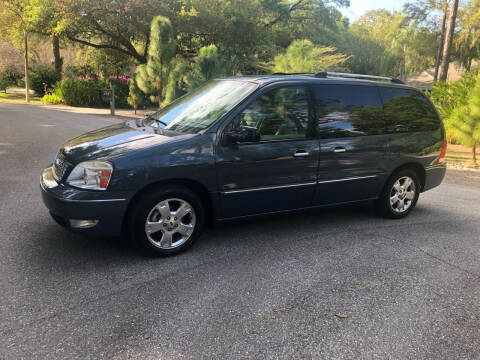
top-left (144, 114), bottom-right (168, 127)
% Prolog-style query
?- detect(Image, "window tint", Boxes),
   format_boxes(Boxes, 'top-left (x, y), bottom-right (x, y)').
top-left (379, 87), bottom-right (440, 132)
top-left (314, 84), bottom-right (384, 138)
top-left (237, 86), bottom-right (311, 141)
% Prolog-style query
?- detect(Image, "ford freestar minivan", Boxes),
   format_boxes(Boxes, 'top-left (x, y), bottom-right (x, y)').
top-left (41, 72), bottom-right (447, 256)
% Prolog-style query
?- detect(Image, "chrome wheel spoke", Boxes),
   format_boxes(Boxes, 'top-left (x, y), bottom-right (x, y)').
top-left (145, 221), bottom-right (164, 234)
top-left (156, 201), bottom-right (171, 219)
top-left (397, 199), bottom-right (405, 211)
top-left (174, 203), bottom-right (191, 219)
top-left (393, 181), bottom-right (402, 192)
top-left (403, 177), bottom-right (413, 189)
top-left (390, 194), bottom-right (399, 206)
top-left (159, 231), bottom-right (173, 248)
top-left (405, 190), bottom-right (415, 200)
top-left (177, 223), bottom-right (193, 236)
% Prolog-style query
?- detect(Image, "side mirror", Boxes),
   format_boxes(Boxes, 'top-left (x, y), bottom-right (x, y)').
top-left (222, 125), bottom-right (260, 146)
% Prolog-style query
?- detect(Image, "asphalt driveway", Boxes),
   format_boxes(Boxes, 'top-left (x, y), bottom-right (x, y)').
top-left (1, 102), bottom-right (480, 360)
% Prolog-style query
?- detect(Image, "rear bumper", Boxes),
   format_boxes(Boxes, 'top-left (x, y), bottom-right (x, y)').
top-left (423, 164), bottom-right (447, 192)
top-left (40, 166), bottom-right (132, 237)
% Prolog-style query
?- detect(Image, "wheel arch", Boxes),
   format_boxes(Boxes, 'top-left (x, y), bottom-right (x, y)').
top-left (122, 178), bottom-right (215, 233)
top-left (388, 162), bottom-right (426, 191)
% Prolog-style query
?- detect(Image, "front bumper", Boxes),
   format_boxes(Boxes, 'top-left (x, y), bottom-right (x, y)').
top-left (40, 166), bottom-right (132, 237)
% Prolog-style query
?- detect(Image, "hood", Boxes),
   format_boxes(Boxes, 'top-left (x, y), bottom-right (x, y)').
top-left (60, 122), bottom-right (189, 162)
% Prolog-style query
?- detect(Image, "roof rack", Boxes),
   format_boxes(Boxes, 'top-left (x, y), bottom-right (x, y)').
top-left (314, 71), bottom-right (404, 84)
top-left (271, 71), bottom-right (404, 84)
top-left (271, 72), bottom-right (315, 76)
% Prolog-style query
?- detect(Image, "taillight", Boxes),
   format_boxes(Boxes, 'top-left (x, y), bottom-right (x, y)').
top-left (436, 141), bottom-right (447, 163)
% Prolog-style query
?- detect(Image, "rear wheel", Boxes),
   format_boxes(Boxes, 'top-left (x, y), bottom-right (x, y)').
top-left (128, 185), bottom-right (204, 256)
top-left (375, 169), bottom-right (420, 219)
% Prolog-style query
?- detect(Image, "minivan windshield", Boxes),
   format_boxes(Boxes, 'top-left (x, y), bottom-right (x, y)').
top-left (144, 80), bottom-right (258, 134)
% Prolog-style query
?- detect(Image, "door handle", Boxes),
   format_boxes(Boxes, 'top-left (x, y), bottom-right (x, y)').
top-left (333, 146), bottom-right (346, 153)
top-left (293, 150), bottom-right (310, 158)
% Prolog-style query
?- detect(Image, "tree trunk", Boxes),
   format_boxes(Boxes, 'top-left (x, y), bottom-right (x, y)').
top-left (52, 35), bottom-right (63, 74)
top-left (438, 0), bottom-right (459, 81)
top-left (434, 3), bottom-right (448, 82)
top-left (473, 143), bottom-right (477, 165)
top-left (156, 81), bottom-right (163, 108)
top-left (24, 31), bottom-right (30, 103)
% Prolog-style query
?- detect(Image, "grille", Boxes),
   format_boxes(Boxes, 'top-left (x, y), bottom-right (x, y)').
top-left (53, 152), bottom-right (70, 181)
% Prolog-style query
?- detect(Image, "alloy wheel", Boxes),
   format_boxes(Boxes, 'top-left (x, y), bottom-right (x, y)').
top-left (390, 176), bottom-right (416, 213)
top-left (145, 198), bottom-right (196, 249)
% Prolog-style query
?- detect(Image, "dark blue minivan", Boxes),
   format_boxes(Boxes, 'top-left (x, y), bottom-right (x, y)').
top-left (41, 72), bottom-right (447, 255)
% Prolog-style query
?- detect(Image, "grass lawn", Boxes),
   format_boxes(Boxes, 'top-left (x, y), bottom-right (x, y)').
top-left (0, 91), bottom-right (42, 103)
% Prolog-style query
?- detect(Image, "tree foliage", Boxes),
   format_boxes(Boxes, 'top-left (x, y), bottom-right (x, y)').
top-left (447, 73), bottom-right (480, 163)
top-left (134, 16), bottom-right (177, 107)
top-left (273, 39), bottom-right (348, 73)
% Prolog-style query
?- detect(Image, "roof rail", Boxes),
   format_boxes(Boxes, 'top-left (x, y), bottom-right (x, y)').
top-left (271, 72), bottom-right (314, 76)
top-left (314, 71), bottom-right (404, 84)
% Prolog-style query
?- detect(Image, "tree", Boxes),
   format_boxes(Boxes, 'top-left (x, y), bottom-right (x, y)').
top-left (403, 0), bottom-right (449, 81)
top-left (455, 0), bottom-right (480, 72)
top-left (438, 0), bottom-right (459, 81)
top-left (28, 0), bottom-right (63, 73)
top-left (186, 45), bottom-right (234, 90)
top-left (127, 74), bottom-right (144, 114)
top-left (434, 1), bottom-right (449, 81)
top-left (448, 73), bottom-right (480, 165)
top-left (134, 16), bottom-right (177, 107)
top-left (0, 0), bottom-right (33, 101)
top-left (272, 39), bottom-right (348, 73)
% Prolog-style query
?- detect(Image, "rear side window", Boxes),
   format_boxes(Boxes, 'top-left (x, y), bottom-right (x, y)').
top-left (379, 87), bottom-right (440, 133)
top-left (314, 84), bottom-right (384, 138)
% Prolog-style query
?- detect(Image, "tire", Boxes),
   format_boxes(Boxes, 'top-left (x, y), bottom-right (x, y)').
top-left (375, 169), bottom-right (420, 219)
top-left (128, 185), bottom-right (205, 256)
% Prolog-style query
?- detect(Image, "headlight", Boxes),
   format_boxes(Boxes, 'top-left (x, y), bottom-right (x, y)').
top-left (66, 161), bottom-right (113, 190)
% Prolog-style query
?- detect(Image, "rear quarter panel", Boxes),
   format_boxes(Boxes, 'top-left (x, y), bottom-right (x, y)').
top-left (385, 127), bottom-right (445, 188)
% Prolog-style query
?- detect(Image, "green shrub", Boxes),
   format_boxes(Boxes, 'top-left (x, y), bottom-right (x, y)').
top-left (42, 77), bottom-right (134, 108)
top-left (41, 85), bottom-right (64, 104)
top-left (30, 68), bottom-right (61, 96)
top-left (59, 78), bottom-right (106, 107)
top-left (41, 93), bottom-right (64, 104)
top-left (109, 78), bottom-right (130, 108)
top-left (0, 67), bottom-right (23, 92)
top-left (429, 69), bottom-right (480, 144)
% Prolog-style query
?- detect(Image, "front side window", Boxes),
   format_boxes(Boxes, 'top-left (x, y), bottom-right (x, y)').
top-left (145, 80), bottom-right (257, 134)
top-left (379, 87), bottom-right (440, 133)
top-left (314, 84), bottom-right (384, 139)
top-left (236, 86), bottom-right (311, 141)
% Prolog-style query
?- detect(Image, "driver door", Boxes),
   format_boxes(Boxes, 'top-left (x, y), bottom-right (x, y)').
top-left (215, 85), bottom-right (320, 219)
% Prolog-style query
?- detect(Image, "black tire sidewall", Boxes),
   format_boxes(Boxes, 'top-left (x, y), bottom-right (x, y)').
top-left (378, 169), bottom-right (420, 219)
top-left (129, 185), bottom-right (204, 256)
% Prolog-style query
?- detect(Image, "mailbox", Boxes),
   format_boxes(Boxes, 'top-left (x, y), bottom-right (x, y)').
top-left (100, 89), bottom-right (112, 102)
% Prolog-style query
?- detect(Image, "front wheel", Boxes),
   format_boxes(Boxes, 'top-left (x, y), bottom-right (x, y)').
top-left (128, 185), bottom-right (205, 256)
top-left (375, 169), bottom-right (420, 219)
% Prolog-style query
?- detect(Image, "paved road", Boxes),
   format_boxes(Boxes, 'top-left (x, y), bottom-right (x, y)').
top-left (1, 102), bottom-right (480, 360)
